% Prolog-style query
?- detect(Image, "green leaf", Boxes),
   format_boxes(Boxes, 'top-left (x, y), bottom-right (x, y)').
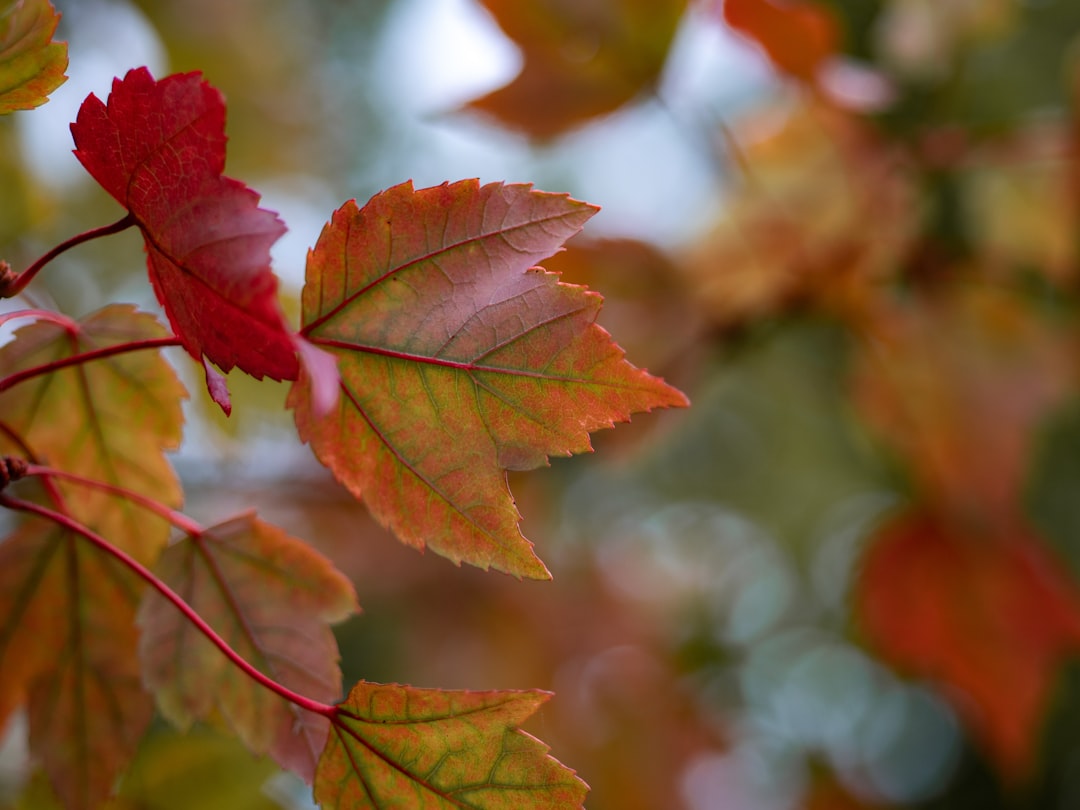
top-left (11, 728), bottom-right (290, 810)
top-left (138, 513), bottom-right (359, 783)
top-left (0, 305), bottom-right (186, 562)
top-left (0, 519), bottom-right (153, 810)
top-left (289, 180), bottom-right (688, 579)
top-left (315, 681), bottom-right (587, 809)
top-left (0, 0), bottom-right (67, 114)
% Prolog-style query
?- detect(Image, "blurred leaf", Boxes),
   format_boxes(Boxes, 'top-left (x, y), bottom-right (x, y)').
top-left (961, 124), bottom-right (1077, 283)
top-left (0, 0), bottom-right (66, 113)
top-left (138, 513), bottom-right (359, 784)
top-left (117, 729), bottom-right (288, 810)
top-left (722, 0), bottom-right (839, 81)
top-left (315, 681), bottom-right (587, 809)
top-left (853, 285), bottom-right (1073, 522)
top-left (857, 509), bottom-right (1080, 781)
top-left (0, 305), bottom-right (185, 561)
top-left (289, 180), bottom-right (687, 579)
top-left (12, 729), bottom-right (289, 810)
top-left (0, 518), bottom-right (153, 810)
top-left (682, 102), bottom-right (916, 329)
top-left (465, 0), bottom-right (687, 138)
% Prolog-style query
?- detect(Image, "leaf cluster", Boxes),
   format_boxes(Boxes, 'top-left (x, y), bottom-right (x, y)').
top-left (0, 3), bottom-right (686, 808)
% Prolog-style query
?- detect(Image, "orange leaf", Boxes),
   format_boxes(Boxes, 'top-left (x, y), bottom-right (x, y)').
top-left (289, 180), bottom-right (687, 579)
top-left (853, 287), bottom-right (1072, 521)
top-left (0, 0), bottom-right (67, 113)
top-left (723, 0), bottom-right (839, 81)
top-left (315, 681), bottom-right (587, 809)
top-left (0, 518), bottom-right (153, 810)
top-left (466, 0), bottom-right (687, 139)
top-left (683, 103), bottom-right (915, 328)
top-left (138, 513), bottom-right (359, 783)
top-left (857, 510), bottom-right (1080, 780)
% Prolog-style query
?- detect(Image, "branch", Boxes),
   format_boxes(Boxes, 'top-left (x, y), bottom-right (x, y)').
top-left (0, 494), bottom-right (338, 719)
top-left (0, 336), bottom-right (181, 394)
top-left (0, 214), bottom-right (136, 298)
top-left (24, 464), bottom-right (204, 537)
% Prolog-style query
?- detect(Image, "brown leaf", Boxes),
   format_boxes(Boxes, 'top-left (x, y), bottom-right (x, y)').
top-left (138, 513), bottom-right (359, 784)
top-left (465, 0), bottom-right (687, 138)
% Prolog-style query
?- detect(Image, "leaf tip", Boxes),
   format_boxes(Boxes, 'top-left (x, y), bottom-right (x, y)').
top-left (201, 357), bottom-right (232, 415)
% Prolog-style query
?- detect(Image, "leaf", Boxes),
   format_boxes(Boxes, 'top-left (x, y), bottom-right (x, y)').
top-left (138, 513), bottom-right (359, 784)
top-left (315, 681), bottom-right (587, 809)
top-left (853, 285), bottom-right (1072, 520)
top-left (721, 0), bottom-right (839, 81)
top-left (465, 0), bottom-right (687, 139)
top-left (683, 101), bottom-right (916, 329)
top-left (856, 509), bottom-right (1080, 780)
top-left (116, 728), bottom-right (292, 810)
top-left (13, 728), bottom-right (290, 810)
top-left (0, 518), bottom-right (154, 810)
top-left (0, 0), bottom-right (67, 114)
top-left (70, 67), bottom-right (299, 388)
top-left (288, 180), bottom-right (688, 579)
top-left (0, 304), bottom-right (186, 561)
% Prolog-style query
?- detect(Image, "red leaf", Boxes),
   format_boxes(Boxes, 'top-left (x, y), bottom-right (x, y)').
top-left (289, 180), bottom-right (688, 578)
top-left (315, 681), bottom-right (587, 808)
top-left (70, 67), bottom-right (299, 387)
top-left (857, 510), bottom-right (1080, 780)
top-left (723, 0), bottom-right (839, 81)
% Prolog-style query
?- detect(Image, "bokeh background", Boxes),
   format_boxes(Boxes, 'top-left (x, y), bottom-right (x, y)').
top-left (6, 0), bottom-right (1080, 808)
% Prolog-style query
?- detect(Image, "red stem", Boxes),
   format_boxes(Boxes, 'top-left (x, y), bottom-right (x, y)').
top-left (0, 493), bottom-right (338, 719)
top-left (1, 214), bottom-right (137, 298)
top-left (25, 465), bottom-right (205, 537)
top-left (0, 336), bottom-right (181, 393)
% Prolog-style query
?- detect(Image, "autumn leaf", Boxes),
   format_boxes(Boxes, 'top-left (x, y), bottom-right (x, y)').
top-left (0, 518), bottom-right (153, 810)
top-left (289, 180), bottom-right (688, 579)
top-left (682, 102), bottom-right (915, 330)
top-left (0, 0), bottom-right (67, 113)
top-left (721, 0), bottom-right (839, 81)
top-left (315, 682), bottom-right (587, 809)
top-left (138, 513), bottom-right (359, 784)
top-left (70, 67), bottom-right (299, 389)
top-left (853, 286), bottom-right (1072, 521)
top-left (857, 509), bottom-right (1080, 780)
top-left (0, 305), bottom-right (185, 561)
top-left (465, 0), bottom-right (687, 139)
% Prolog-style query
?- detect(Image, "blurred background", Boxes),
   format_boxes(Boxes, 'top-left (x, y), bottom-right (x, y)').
top-left (6, 0), bottom-right (1080, 807)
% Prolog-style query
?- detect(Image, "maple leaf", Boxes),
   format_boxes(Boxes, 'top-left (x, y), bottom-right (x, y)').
top-left (70, 67), bottom-right (299, 390)
top-left (0, 0), bottom-right (67, 113)
top-left (465, 0), bottom-right (687, 139)
top-left (857, 509), bottom-right (1080, 780)
top-left (0, 518), bottom-right (154, 810)
top-left (721, 0), bottom-right (839, 81)
top-left (0, 304), bottom-right (186, 561)
top-left (138, 513), bottom-right (359, 784)
top-left (315, 681), bottom-right (587, 809)
top-left (288, 180), bottom-right (688, 579)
